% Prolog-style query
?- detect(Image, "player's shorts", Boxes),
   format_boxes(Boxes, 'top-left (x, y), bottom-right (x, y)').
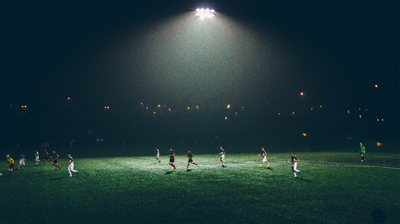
top-left (169, 158), bottom-right (175, 163)
top-left (220, 155), bottom-right (225, 161)
top-left (53, 160), bottom-right (58, 164)
top-left (292, 163), bottom-right (298, 172)
top-left (9, 164), bottom-right (14, 169)
top-left (262, 157), bottom-right (267, 163)
top-left (188, 159), bottom-right (193, 163)
top-left (19, 160), bottom-right (25, 165)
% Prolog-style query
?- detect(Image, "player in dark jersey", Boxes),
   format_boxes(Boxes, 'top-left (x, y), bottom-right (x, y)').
top-left (169, 148), bottom-right (177, 171)
top-left (6, 154), bottom-right (14, 176)
top-left (219, 146), bottom-right (226, 167)
top-left (359, 142), bottom-right (366, 162)
top-left (289, 152), bottom-right (300, 177)
top-left (186, 150), bottom-right (198, 169)
top-left (42, 149), bottom-right (49, 166)
top-left (18, 154), bottom-right (26, 170)
top-left (51, 151), bottom-right (61, 170)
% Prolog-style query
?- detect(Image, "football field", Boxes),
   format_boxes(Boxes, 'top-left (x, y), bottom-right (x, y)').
top-left (1, 146), bottom-right (399, 224)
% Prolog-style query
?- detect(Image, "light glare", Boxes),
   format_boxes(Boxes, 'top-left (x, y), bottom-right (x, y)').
top-left (196, 8), bottom-right (215, 18)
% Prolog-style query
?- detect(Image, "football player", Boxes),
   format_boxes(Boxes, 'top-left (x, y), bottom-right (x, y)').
top-left (51, 151), bottom-right (61, 170)
top-left (156, 148), bottom-right (161, 163)
top-left (219, 146), bottom-right (226, 167)
top-left (34, 150), bottom-right (40, 166)
top-left (186, 150), bottom-right (198, 169)
top-left (258, 147), bottom-right (270, 168)
top-left (42, 149), bottom-right (49, 166)
top-left (289, 152), bottom-right (300, 177)
top-left (66, 154), bottom-right (79, 177)
top-left (359, 142), bottom-right (366, 162)
top-left (169, 148), bottom-right (177, 171)
top-left (6, 154), bottom-right (14, 176)
top-left (18, 154), bottom-right (26, 170)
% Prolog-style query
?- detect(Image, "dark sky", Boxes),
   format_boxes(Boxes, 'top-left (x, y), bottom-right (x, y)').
top-left (1, 0), bottom-right (398, 117)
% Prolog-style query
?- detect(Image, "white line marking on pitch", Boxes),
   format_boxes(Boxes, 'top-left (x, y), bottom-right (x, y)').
top-left (305, 163), bottom-right (400, 170)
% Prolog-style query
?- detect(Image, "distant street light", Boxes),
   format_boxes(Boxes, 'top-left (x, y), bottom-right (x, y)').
top-left (196, 8), bottom-right (215, 18)
top-left (375, 84), bottom-right (378, 88)
top-left (227, 104), bottom-right (231, 109)
top-left (300, 92), bottom-right (304, 96)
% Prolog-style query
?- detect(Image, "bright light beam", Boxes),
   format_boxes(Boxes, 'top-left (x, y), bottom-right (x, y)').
top-left (196, 8), bottom-right (215, 18)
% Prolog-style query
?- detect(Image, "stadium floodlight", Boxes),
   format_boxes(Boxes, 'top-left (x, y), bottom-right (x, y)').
top-left (196, 8), bottom-right (215, 18)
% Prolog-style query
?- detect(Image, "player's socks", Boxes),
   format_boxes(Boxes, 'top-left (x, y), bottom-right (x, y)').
top-left (187, 164), bottom-right (190, 168)
top-left (173, 165), bottom-right (176, 169)
top-left (193, 162), bottom-right (197, 165)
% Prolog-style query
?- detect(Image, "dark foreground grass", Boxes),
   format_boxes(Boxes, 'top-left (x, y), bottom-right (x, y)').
top-left (1, 147), bottom-right (399, 224)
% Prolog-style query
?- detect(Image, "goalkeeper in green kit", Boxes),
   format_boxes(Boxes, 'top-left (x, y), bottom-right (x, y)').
top-left (359, 142), bottom-right (366, 162)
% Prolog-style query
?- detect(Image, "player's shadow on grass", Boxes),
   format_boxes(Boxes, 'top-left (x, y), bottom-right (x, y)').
top-left (164, 171), bottom-right (173, 175)
top-left (33, 171), bottom-right (46, 174)
top-left (296, 177), bottom-right (312, 182)
top-left (186, 169), bottom-right (192, 172)
top-left (49, 177), bottom-right (68, 181)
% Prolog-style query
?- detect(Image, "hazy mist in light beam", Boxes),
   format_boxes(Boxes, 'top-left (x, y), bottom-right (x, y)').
top-left (122, 11), bottom-right (283, 106)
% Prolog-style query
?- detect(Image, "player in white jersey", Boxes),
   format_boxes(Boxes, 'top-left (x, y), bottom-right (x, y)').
top-left (258, 147), bottom-right (270, 168)
top-left (156, 148), bottom-right (161, 163)
top-left (219, 146), bottom-right (226, 167)
top-left (18, 154), bottom-right (26, 170)
top-left (34, 150), bottom-right (40, 166)
top-left (289, 152), bottom-right (300, 177)
top-left (66, 154), bottom-right (79, 177)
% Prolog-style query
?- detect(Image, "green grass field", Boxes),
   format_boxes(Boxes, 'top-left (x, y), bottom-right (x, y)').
top-left (1, 142), bottom-right (399, 224)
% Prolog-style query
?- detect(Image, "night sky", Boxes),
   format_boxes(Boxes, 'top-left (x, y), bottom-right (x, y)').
top-left (1, 1), bottom-right (398, 119)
